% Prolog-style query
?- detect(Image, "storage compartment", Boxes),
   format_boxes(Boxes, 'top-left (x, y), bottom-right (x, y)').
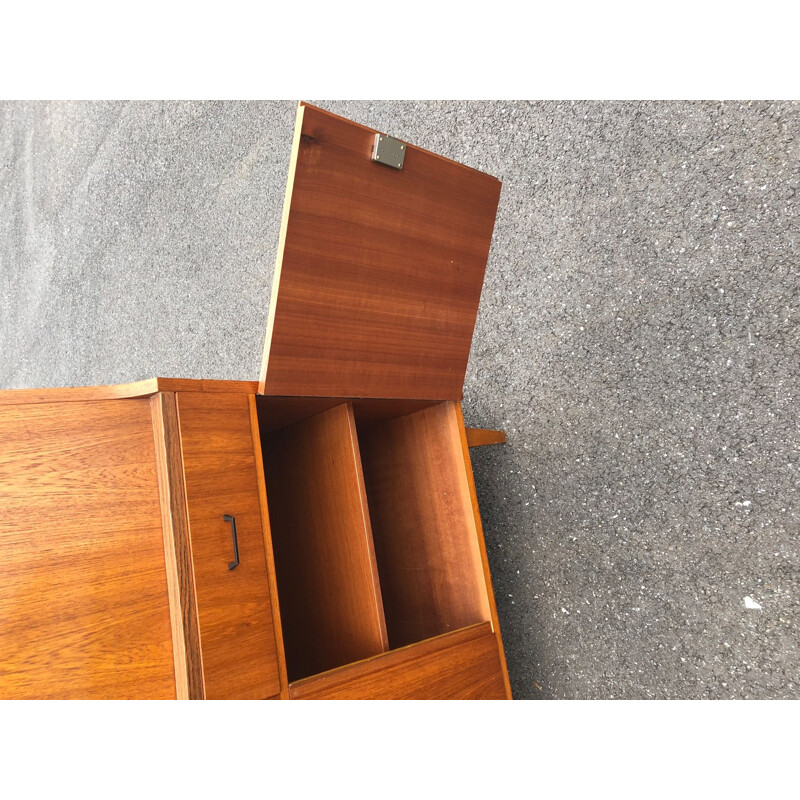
top-left (252, 104), bottom-right (508, 695)
top-left (256, 396), bottom-right (493, 684)
top-left (259, 402), bottom-right (388, 682)
top-left (356, 402), bottom-right (492, 649)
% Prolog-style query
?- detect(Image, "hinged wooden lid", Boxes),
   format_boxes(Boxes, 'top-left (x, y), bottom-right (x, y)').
top-left (259, 103), bottom-right (501, 400)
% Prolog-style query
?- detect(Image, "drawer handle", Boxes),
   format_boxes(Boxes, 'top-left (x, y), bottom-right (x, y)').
top-left (223, 514), bottom-right (240, 570)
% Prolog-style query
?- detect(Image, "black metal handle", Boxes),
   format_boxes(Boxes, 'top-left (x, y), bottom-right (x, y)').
top-left (223, 514), bottom-right (239, 570)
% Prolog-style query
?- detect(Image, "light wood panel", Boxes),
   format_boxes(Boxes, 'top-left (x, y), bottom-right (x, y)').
top-left (290, 623), bottom-right (507, 700)
top-left (176, 392), bottom-right (281, 700)
top-left (259, 102), bottom-right (502, 400)
top-left (357, 401), bottom-right (492, 649)
top-left (466, 427), bottom-right (507, 447)
top-left (151, 392), bottom-right (204, 699)
top-left (0, 400), bottom-right (176, 699)
top-left (261, 403), bottom-right (388, 681)
top-left (0, 378), bottom-right (258, 407)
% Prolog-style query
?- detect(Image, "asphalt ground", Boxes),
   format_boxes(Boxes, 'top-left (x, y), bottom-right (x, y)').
top-left (1, 100), bottom-right (797, 698)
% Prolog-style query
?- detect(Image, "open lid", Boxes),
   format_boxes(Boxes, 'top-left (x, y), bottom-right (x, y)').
top-left (258, 103), bottom-right (501, 400)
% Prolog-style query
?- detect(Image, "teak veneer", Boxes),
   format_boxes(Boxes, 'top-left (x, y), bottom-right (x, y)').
top-left (0, 103), bottom-right (512, 700)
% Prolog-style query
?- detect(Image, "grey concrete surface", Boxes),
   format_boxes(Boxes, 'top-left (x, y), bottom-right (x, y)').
top-left (1, 101), bottom-right (798, 699)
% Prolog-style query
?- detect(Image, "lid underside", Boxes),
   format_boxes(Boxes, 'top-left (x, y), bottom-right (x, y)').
top-left (259, 103), bottom-right (501, 400)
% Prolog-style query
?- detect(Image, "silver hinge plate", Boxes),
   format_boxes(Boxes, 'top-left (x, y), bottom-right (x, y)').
top-left (371, 133), bottom-right (405, 170)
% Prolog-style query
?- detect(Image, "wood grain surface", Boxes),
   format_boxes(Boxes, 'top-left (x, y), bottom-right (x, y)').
top-left (455, 403), bottom-right (513, 699)
top-left (0, 378), bottom-right (258, 407)
top-left (465, 427), bottom-right (507, 447)
top-left (151, 392), bottom-right (205, 699)
top-left (261, 403), bottom-right (388, 681)
top-left (0, 400), bottom-right (176, 699)
top-left (289, 623), bottom-right (507, 700)
top-left (259, 102), bottom-right (502, 400)
top-left (357, 401), bottom-right (492, 649)
top-left (176, 393), bottom-right (281, 700)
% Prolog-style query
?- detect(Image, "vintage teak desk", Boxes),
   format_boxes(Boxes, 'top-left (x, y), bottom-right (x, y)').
top-left (0, 103), bottom-right (512, 699)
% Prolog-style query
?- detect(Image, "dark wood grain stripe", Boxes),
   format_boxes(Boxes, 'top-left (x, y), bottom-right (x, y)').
top-left (150, 392), bottom-right (204, 699)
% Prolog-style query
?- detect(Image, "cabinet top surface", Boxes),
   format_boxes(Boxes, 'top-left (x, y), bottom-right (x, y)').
top-left (0, 378), bottom-right (259, 406)
top-left (258, 103), bottom-right (502, 401)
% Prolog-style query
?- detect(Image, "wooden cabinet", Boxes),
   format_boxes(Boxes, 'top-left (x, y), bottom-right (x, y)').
top-left (0, 103), bottom-right (512, 699)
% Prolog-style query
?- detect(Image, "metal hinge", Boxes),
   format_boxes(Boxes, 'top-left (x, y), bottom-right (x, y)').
top-left (371, 133), bottom-right (405, 170)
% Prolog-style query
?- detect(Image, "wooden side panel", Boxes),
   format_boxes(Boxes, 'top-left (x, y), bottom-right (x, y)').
top-left (261, 403), bottom-right (388, 682)
top-left (290, 623), bottom-right (507, 700)
top-left (0, 400), bottom-right (176, 699)
top-left (455, 404), bottom-right (513, 699)
top-left (176, 393), bottom-right (281, 700)
top-left (151, 393), bottom-right (204, 699)
top-left (357, 401), bottom-right (492, 649)
top-left (259, 102), bottom-right (501, 400)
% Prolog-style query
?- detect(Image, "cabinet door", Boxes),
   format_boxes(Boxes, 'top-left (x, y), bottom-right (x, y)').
top-left (0, 400), bottom-right (175, 699)
top-left (176, 393), bottom-right (282, 699)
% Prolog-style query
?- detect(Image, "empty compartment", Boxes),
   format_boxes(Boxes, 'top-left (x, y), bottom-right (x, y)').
top-left (356, 401), bottom-right (492, 649)
top-left (260, 402), bottom-right (387, 682)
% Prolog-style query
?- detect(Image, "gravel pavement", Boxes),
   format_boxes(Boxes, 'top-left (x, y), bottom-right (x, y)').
top-left (1, 100), bottom-right (797, 699)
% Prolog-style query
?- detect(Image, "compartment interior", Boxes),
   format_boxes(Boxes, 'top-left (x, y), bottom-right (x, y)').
top-left (256, 396), bottom-right (492, 683)
top-left (356, 403), bottom-right (492, 650)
